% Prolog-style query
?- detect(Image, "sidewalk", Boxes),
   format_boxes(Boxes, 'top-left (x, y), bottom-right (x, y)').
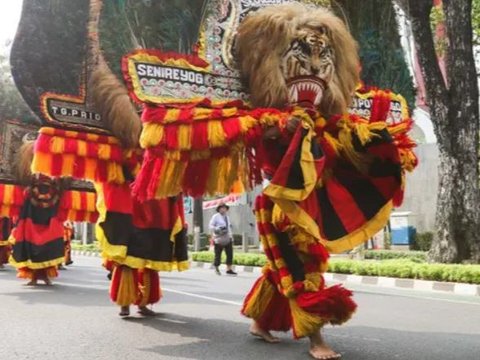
top-left (71, 250), bottom-right (480, 297)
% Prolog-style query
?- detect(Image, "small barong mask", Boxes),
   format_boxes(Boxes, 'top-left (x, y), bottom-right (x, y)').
top-left (28, 174), bottom-right (61, 208)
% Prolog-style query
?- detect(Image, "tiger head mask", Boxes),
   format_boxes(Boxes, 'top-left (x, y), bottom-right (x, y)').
top-left (236, 3), bottom-right (359, 117)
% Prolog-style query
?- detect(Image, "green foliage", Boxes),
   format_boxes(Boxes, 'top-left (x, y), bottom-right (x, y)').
top-left (187, 233), bottom-right (210, 250)
top-left (328, 259), bottom-right (480, 284)
top-left (333, 0), bottom-right (416, 111)
top-left (0, 53), bottom-right (38, 124)
top-left (191, 251), bottom-right (267, 267)
top-left (364, 250), bottom-right (427, 262)
top-left (192, 252), bottom-right (480, 284)
top-left (429, 4), bottom-right (447, 56)
top-left (99, 0), bottom-right (205, 76)
top-left (411, 232), bottom-right (434, 252)
top-left (71, 241), bottom-right (100, 252)
top-left (473, 0), bottom-right (480, 45)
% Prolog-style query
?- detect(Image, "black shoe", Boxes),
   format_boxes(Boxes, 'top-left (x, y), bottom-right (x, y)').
top-left (215, 267), bottom-right (221, 276)
top-left (226, 269), bottom-right (237, 276)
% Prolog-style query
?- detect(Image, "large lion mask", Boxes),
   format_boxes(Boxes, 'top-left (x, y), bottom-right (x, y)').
top-left (236, 3), bottom-right (359, 117)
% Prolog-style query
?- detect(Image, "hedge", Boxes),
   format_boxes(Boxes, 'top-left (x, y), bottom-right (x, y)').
top-left (191, 252), bottom-right (480, 284)
top-left (71, 241), bottom-right (100, 252)
top-left (192, 251), bottom-right (267, 267)
top-left (364, 250), bottom-right (427, 262)
top-left (411, 232), bottom-right (434, 251)
top-left (329, 259), bottom-right (480, 284)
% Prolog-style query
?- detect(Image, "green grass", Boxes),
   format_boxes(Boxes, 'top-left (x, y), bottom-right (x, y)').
top-left (191, 251), bottom-right (480, 284)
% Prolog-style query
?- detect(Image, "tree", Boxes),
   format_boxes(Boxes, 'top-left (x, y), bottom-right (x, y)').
top-left (0, 53), bottom-right (38, 124)
top-left (397, 0), bottom-right (480, 263)
top-left (333, 0), bottom-right (416, 110)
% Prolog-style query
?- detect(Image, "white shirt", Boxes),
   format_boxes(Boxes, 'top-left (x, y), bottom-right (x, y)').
top-left (209, 213), bottom-right (233, 245)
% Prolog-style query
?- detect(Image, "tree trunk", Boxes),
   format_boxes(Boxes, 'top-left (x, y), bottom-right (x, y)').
top-left (402, 0), bottom-right (480, 263)
top-left (193, 197), bottom-right (204, 233)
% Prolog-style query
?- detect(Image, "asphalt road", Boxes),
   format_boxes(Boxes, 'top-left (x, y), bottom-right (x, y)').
top-left (1, 256), bottom-right (479, 360)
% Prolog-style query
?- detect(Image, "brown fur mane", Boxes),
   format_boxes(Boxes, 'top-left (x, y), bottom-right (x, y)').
top-left (15, 141), bottom-right (34, 185)
top-left (89, 61), bottom-right (142, 148)
top-left (235, 3), bottom-right (359, 117)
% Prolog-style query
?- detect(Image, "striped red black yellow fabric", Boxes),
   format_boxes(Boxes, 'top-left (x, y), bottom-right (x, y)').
top-left (264, 110), bottom-right (416, 254)
top-left (32, 127), bottom-right (126, 184)
top-left (58, 190), bottom-right (99, 223)
top-left (9, 197), bottom-right (65, 270)
top-left (96, 182), bottom-right (189, 272)
top-left (242, 193), bottom-right (357, 338)
top-left (0, 184), bottom-right (25, 218)
top-left (133, 100), bottom-right (296, 200)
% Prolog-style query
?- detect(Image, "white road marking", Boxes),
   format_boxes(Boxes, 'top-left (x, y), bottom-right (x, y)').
top-left (162, 287), bottom-right (243, 306)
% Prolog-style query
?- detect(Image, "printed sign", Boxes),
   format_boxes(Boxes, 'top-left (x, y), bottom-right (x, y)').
top-left (350, 88), bottom-right (409, 124)
top-left (124, 0), bottom-right (326, 104)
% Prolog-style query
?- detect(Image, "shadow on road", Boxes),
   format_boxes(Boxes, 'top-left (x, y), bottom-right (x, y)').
top-left (122, 312), bottom-right (480, 360)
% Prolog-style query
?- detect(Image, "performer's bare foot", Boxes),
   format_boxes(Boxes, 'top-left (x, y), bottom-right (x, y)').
top-left (119, 306), bottom-right (130, 317)
top-left (309, 331), bottom-right (341, 359)
top-left (249, 321), bottom-right (280, 343)
top-left (138, 306), bottom-right (156, 316)
top-left (44, 278), bottom-right (52, 286)
top-left (26, 279), bottom-right (38, 286)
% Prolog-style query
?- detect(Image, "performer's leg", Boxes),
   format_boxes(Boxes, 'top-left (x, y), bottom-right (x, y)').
top-left (34, 267), bottom-right (57, 285)
top-left (136, 268), bottom-right (161, 316)
top-left (242, 272), bottom-right (291, 343)
top-left (225, 242), bottom-right (237, 275)
top-left (213, 243), bottom-right (222, 275)
top-left (110, 265), bottom-right (139, 316)
top-left (0, 246), bottom-right (9, 268)
top-left (65, 239), bottom-right (73, 265)
top-left (18, 268), bottom-right (37, 285)
top-left (309, 330), bottom-right (341, 359)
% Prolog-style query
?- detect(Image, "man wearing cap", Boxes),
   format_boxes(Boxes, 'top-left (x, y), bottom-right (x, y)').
top-left (209, 203), bottom-right (237, 276)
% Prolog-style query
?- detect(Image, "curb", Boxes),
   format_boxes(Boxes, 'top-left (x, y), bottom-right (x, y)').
top-left (72, 250), bottom-right (101, 257)
top-left (190, 261), bottom-right (480, 297)
top-left (71, 252), bottom-right (480, 297)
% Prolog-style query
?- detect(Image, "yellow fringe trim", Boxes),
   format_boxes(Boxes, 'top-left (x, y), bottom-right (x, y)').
top-left (114, 267), bottom-right (138, 306)
top-left (323, 201), bottom-right (393, 254)
top-left (289, 299), bottom-right (324, 338)
top-left (9, 256), bottom-right (65, 270)
top-left (137, 270), bottom-right (151, 307)
top-left (242, 275), bottom-right (275, 319)
top-left (95, 194), bottom-right (190, 272)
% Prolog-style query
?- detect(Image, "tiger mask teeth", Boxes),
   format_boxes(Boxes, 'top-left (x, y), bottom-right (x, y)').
top-left (286, 76), bottom-right (326, 106)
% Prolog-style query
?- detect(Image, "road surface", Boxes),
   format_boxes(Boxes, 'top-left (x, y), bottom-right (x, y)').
top-left (1, 256), bottom-right (479, 360)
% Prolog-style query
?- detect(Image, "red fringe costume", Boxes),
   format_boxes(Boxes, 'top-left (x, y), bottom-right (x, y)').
top-left (9, 176), bottom-right (65, 281)
top-left (240, 99), bottom-right (417, 338)
top-left (96, 180), bottom-right (188, 308)
top-left (126, 87), bottom-right (416, 338)
top-left (7, 175), bottom-right (98, 281)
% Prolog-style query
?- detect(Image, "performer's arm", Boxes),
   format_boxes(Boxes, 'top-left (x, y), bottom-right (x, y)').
top-left (208, 214), bottom-right (218, 233)
top-left (262, 116), bottom-right (301, 140)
